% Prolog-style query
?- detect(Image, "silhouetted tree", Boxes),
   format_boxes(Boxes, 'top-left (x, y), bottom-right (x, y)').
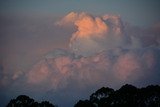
top-left (109, 84), bottom-right (138, 107)
top-left (6, 95), bottom-right (35, 107)
top-left (74, 84), bottom-right (160, 107)
top-left (74, 100), bottom-right (96, 107)
top-left (6, 95), bottom-right (56, 107)
top-left (39, 101), bottom-right (55, 107)
top-left (138, 85), bottom-right (160, 107)
top-left (90, 87), bottom-right (114, 107)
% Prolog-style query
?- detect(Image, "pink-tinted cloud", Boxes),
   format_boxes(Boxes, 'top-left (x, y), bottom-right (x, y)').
top-left (56, 12), bottom-right (129, 56)
top-left (73, 15), bottom-right (108, 37)
top-left (1, 11), bottom-right (160, 107)
top-left (27, 60), bottom-right (51, 84)
top-left (23, 12), bottom-right (160, 92)
top-left (113, 53), bottom-right (142, 80)
top-left (25, 47), bottom-right (160, 92)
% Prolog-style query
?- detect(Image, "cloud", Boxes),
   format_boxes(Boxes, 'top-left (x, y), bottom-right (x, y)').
top-left (57, 12), bottom-right (109, 56)
top-left (56, 12), bottom-right (133, 56)
top-left (102, 14), bottom-right (123, 36)
top-left (74, 14), bottom-right (108, 37)
top-left (24, 12), bottom-right (160, 94)
top-left (1, 12), bottom-right (159, 107)
top-left (26, 47), bottom-right (160, 91)
top-left (55, 12), bottom-right (79, 26)
top-left (113, 52), bottom-right (142, 80)
top-left (1, 12), bottom-right (160, 107)
top-left (27, 60), bottom-right (51, 84)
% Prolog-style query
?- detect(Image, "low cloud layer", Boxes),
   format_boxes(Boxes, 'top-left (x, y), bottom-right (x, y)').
top-left (27, 47), bottom-right (160, 89)
top-left (1, 12), bottom-right (160, 107)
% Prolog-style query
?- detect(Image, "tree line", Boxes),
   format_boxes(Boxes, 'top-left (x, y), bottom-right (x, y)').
top-left (6, 84), bottom-right (160, 107)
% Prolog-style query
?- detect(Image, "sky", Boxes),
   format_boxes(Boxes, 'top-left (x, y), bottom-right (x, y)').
top-left (1, 0), bottom-right (160, 26)
top-left (0, 0), bottom-right (160, 107)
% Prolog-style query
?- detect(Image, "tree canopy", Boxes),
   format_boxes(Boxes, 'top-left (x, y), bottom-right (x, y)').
top-left (6, 95), bottom-right (56, 107)
top-left (74, 84), bottom-right (160, 107)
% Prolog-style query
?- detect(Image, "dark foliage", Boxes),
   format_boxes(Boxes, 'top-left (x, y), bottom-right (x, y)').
top-left (74, 84), bottom-right (160, 107)
top-left (6, 95), bottom-right (56, 107)
top-left (6, 84), bottom-right (160, 107)
top-left (74, 100), bottom-right (96, 107)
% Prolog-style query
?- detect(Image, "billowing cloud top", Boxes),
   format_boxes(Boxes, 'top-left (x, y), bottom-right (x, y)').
top-left (57, 12), bottom-right (130, 56)
top-left (56, 12), bottom-right (108, 36)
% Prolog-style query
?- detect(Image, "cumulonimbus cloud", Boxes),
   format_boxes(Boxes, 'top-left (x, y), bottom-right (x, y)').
top-left (24, 12), bottom-right (160, 91)
top-left (22, 12), bottom-right (160, 92)
top-left (1, 11), bottom-right (160, 107)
